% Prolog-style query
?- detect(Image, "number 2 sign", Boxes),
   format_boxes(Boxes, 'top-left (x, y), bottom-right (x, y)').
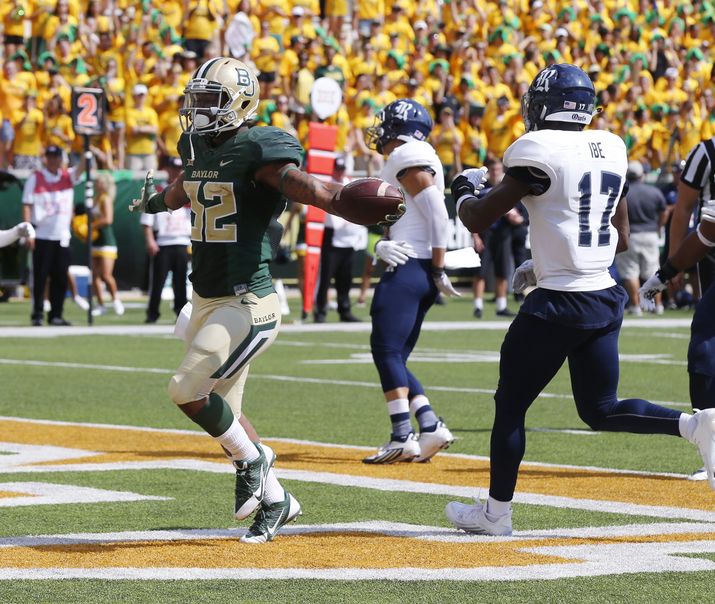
top-left (71, 87), bottom-right (106, 135)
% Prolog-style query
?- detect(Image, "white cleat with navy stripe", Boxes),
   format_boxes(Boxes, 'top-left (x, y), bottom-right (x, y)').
top-left (362, 433), bottom-right (420, 464)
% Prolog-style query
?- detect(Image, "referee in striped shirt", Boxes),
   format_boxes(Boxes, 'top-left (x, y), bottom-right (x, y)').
top-left (671, 139), bottom-right (715, 293)
top-left (665, 138), bottom-right (715, 481)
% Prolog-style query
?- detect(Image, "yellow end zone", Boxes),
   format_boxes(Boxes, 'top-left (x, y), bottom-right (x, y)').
top-left (2, 418), bottom-right (713, 512)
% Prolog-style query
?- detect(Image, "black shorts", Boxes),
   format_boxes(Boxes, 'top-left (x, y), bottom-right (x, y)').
top-left (481, 228), bottom-right (513, 279)
top-left (258, 71), bottom-right (276, 83)
top-left (4, 35), bottom-right (24, 46)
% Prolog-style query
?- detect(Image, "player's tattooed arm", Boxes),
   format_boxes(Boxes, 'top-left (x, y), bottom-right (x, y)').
top-left (458, 175), bottom-right (531, 233)
top-left (163, 172), bottom-right (190, 210)
top-left (255, 163), bottom-right (342, 214)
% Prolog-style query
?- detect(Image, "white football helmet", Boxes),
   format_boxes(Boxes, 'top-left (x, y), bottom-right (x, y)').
top-left (179, 57), bottom-right (259, 134)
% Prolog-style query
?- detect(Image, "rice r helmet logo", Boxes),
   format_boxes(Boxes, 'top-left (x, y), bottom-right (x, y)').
top-left (533, 67), bottom-right (557, 92)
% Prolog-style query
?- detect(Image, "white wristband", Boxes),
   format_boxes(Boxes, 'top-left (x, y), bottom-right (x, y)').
top-left (696, 223), bottom-right (715, 247)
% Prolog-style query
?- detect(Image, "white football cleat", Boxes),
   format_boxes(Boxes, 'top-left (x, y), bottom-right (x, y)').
top-left (687, 467), bottom-right (707, 481)
top-left (362, 432), bottom-right (420, 464)
top-left (415, 419), bottom-right (454, 462)
top-left (445, 498), bottom-right (513, 536)
top-left (690, 408), bottom-right (715, 490)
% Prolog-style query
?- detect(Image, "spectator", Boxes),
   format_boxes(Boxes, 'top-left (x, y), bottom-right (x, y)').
top-left (103, 57), bottom-right (126, 169)
top-left (140, 157), bottom-right (191, 324)
top-left (22, 146), bottom-right (81, 326)
top-left (224, 0), bottom-right (255, 60)
top-left (2, 3), bottom-right (27, 59)
top-left (11, 91), bottom-right (43, 170)
top-left (430, 105), bottom-right (463, 182)
top-left (182, 0), bottom-right (222, 60)
top-left (615, 160), bottom-right (667, 315)
top-left (125, 83), bottom-right (159, 171)
top-left (252, 20), bottom-right (280, 99)
top-left (43, 91), bottom-right (72, 146)
top-left (314, 158), bottom-right (364, 323)
top-left (90, 172), bottom-right (124, 317)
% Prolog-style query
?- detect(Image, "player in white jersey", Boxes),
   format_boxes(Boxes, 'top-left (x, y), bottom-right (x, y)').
top-left (362, 99), bottom-right (460, 464)
top-left (443, 64), bottom-right (715, 536)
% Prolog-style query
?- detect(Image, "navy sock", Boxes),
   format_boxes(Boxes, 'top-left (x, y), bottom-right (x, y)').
top-left (410, 395), bottom-right (439, 431)
top-left (387, 398), bottom-right (412, 439)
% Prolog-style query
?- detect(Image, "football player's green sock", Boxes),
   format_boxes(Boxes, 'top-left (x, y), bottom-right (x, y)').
top-left (192, 393), bottom-right (258, 461)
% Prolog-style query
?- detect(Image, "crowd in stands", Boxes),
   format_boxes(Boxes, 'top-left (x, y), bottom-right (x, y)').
top-left (0, 0), bottom-right (714, 179)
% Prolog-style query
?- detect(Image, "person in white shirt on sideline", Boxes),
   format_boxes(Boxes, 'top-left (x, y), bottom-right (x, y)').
top-left (141, 156), bottom-right (192, 324)
top-left (314, 157), bottom-right (366, 323)
top-left (22, 145), bottom-right (84, 326)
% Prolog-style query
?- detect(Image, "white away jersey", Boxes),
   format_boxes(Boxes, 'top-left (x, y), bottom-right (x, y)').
top-left (504, 129), bottom-right (628, 291)
top-left (380, 140), bottom-right (446, 258)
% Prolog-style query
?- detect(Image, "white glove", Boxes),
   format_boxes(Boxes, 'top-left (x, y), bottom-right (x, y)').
top-left (375, 239), bottom-right (416, 267)
top-left (512, 259), bottom-right (536, 294)
top-left (462, 167), bottom-right (488, 192)
top-left (452, 167), bottom-right (489, 213)
top-left (16, 222), bottom-right (35, 240)
top-left (432, 267), bottom-right (461, 297)
top-left (639, 273), bottom-right (667, 312)
top-left (129, 170), bottom-right (157, 213)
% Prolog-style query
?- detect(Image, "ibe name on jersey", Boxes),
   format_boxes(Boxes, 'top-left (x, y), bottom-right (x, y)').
top-left (588, 142), bottom-right (606, 159)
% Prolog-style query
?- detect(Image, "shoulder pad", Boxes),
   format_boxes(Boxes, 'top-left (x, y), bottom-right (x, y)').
top-left (245, 127), bottom-right (304, 166)
top-left (504, 133), bottom-right (557, 183)
top-left (386, 140), bottom-right (438, 173)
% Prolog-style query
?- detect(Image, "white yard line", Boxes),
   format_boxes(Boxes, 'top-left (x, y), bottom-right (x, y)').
top-left (0, 358), bottom-right (692, 410)
top-left (0, 415), bottom-right (694, 478)
top-left (0, 317), bottom-right (693, 339)
top-left (0, 357), bottom-right (691, 410)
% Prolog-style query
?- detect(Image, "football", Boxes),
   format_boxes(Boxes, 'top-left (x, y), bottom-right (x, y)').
top-left (331, 178), bottom-right (405, 226)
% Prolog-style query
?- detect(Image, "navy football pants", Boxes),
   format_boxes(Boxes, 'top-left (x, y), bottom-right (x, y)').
top-left (688, 281), bottom-right (715, 409)
top-left (370, 258), bottom-right (438, 395)
top-left (490, 312), bottom-right (682, 502)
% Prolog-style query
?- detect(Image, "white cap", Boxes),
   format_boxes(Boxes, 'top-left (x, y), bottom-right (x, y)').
top-left (555, 27), bottom-right (568, 37)
top-left (627, 160), bottom-right (644, 180)
top-left (539, 23), bottom-right (553, 31)
top-left (292, 6), bottom-right (304, 15)
top-left (414, 20), bottom-right (427, 30)
top-left (532, 0), bottom-right (543, 7)
top-left (665, 67), bottom-right (679, 78)
top-left (133, 83), bottom-right (148, 95)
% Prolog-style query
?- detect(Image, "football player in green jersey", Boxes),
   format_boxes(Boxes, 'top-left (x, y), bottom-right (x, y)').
top-left (130, 57), bottom-right (400, 543)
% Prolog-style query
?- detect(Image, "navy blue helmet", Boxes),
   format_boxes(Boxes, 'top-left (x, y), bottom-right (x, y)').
top-left (367, 99), bottom-right (433, 153)
top-left (521, 64), bottom-right (596, 132)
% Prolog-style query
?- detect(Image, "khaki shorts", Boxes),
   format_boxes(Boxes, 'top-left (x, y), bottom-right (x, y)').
top-left (167, 291), bottom-right (281, 416)
top-left (615, 231), bottom-right (661, 281)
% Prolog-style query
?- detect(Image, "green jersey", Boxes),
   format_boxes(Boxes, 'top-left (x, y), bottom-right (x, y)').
top-left (178, 126), bottom-right (303, 298)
